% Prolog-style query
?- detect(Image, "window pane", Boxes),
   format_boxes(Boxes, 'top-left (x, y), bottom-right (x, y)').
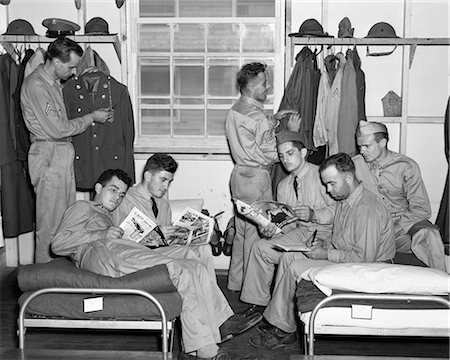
top-left (174, 24), bottom-right (205, 52)
top-left (140, 0), bottom-right (175, 17)
top-left (173, 109), bottom-right (204, 136)
top-left (207, 109), bottom-right (227, 136)
top-left (140, 60), bottom-right (170, 95)
top-left (141, 109), bottom-right (171, 136)
top-left (141, 99), bottom-right (170, 105)
top-left (237, 0), bottom-right (275, 17)
top-left (242, 24), bottom-right (274, 52)
top-left (207, 24), bottom-right (240, 52)
top-left (208, 64), bottom-right (239, 96)
top-left (179, 0), bottom-right (232, 17)
top-left (174, 59), bottom-right (204, 96)
top-left (140, 24), bottom-right (170, 52)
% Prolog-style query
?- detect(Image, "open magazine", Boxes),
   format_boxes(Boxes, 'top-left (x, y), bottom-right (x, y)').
top-left (234, 199), bottom-right (297, 235)
top-left (119, 207), bottom-right (157, 243)
top-left (166, 207), bottom-right (214, 246)
top-left (272, 229), bottom-right (317, 252)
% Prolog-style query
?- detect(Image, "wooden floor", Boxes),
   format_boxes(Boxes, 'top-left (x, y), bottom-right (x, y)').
top-left (1, 266), bottom-right (449, 360)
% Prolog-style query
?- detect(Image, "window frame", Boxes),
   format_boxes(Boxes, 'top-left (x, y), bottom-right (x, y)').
top-left (128, 1), bottom-right (286, 154)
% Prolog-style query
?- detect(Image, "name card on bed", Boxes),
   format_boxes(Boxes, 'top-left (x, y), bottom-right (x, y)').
top-left (83, 297), bottom-right (104, 313)
top-left (351, 304), bottom-right (373, 320)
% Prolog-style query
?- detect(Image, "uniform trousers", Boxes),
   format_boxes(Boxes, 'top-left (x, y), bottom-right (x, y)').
top-left (396, 224), bottom-right (446, 272)
top-left (263, 254), bottom-right (333, 333)
top-left (228, 165), bottom-right (273, 291)
top-left (79, 238), bottom-right (234, 353)
top-left (240, 226), bottom-right (330, 306)
top-left (28, 141), bottom-right (76, 263)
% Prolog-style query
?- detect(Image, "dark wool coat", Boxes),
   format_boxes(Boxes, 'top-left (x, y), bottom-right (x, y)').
top-left (63, 71), bottom-right (135, 191)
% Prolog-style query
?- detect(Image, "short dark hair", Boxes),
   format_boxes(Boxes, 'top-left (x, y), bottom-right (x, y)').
top-left (143, 153), bottom-right (178, 179)
top-left (47, 38), bottom-right (83, 62)
top-left (95, 169), bottom-right (133, 188)
top-left (319, 153), bottom-right (355, 175)
top-left (237, 62), bottom-right (266, 93)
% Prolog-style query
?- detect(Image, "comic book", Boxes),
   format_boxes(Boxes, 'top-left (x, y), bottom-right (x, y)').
top-left (234, 199), bottom-right (297, 234)
top-left (165, 207), bottom-right (215, 246)
top-left (119, 207), bottom-right (157, 243)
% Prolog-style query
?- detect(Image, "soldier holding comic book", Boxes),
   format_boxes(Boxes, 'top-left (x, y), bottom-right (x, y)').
top-left (111, 153), bottom-right (217, 282)
top-left (239, 130), bottom-right (336, 313)
top-left (51, 168), bottom-right (262, 360)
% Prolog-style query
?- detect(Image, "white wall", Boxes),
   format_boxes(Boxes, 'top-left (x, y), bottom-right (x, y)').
top-left (1, 0), bottom-right (448, 267)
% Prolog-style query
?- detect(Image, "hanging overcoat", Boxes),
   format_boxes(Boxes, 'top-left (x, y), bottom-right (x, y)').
top-left (63, 71), bottom-right (135, 191)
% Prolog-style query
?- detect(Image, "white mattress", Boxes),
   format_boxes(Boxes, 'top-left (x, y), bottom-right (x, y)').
top-left (300, 307), bottom-right (450, 333)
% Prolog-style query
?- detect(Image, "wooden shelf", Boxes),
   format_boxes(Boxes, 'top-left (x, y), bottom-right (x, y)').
top-left (290, 37), bottom-right (450, 46)
top-left (0, 34), bottom-right (121, 62)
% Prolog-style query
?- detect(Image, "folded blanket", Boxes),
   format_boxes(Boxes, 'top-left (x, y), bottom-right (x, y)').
top-left (18, 257), bottom-right (177, 294)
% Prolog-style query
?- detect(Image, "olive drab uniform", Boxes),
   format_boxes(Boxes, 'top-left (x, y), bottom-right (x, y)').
top-left (63, 71), bottom-right (135, 191)
top-left (225, 95), bottom-right (279, 291)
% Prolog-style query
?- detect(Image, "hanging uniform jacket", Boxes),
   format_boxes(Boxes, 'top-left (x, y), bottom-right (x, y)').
top-left (337, 49), bottom-right (358, 156)
top-left (353, 47), bottom-right (367, 122)
top-left (63, 71), bottom-right (135, 191)
top-left (0, 53), bottom-right (35, 238)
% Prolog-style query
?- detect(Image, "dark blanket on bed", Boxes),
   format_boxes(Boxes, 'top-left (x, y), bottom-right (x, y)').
top-left (18, 257), bottom-right (177, 293)
top-left (296, 280), bottom-right (449, 313)
top-left (17, 257), bottom-right (183, 321)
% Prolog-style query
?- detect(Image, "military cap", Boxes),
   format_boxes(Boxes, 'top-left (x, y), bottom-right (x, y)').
top-left (85, 17), bottom-right (115, 35)
top-left (42, 18), bottom-right (80, 38)
top-left (3, 19), bottom-right (37, 36)
top-left (276, 130), bottom-right (304, 145)
top-left (338, 17), bottom-right (354, 38)
top-left (288, 18), bottom-right (333, 38)
top-left (366, 22), bottom-right (399, 38)
top-left (356, 120), bottom-right (388, 137)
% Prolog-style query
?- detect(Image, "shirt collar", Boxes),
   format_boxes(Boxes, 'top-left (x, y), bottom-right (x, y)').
top-left (293, 163), bottom-right (311, 180)
top-left (36, 64), bottom-right (60, 87)
top-left (342, 183), bottom-right (364, 208)
top-left (136, 183), bottom-right (153, 200)
top-left (371, 150), bottom-right (394, 169)
top-left (239, 95), bottom-right (265, 111)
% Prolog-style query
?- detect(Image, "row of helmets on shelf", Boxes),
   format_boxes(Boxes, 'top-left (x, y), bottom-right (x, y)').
top-left (2, 17), bottom-right (114, 38)
top-left (289, 18), bottom-right (399, 39)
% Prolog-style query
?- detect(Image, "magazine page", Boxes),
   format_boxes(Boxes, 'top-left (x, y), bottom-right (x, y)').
top-left (166, 207), bottom-right (214, 246)
top-left (250, 200), bottom-right (297, 229)
top-left (234, 199), bottom-right (297, 234)
top-left (119, 207), bottom-right (157, 243)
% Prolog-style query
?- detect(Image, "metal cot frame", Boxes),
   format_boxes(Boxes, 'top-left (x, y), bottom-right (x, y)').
top-left (303, 293), bottom-right (450, 355)
top-left (18, 287), bottom-right (177, 355)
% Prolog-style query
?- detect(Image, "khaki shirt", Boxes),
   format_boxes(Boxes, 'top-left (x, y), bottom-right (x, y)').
top-left (327, 184), bottom-right (396, 263)
top-left (225, 95), bottom-right (278, 166)
top-left (277, 163), bottom-right (336, 235)
top-left (353, 152), bottom-right (431, 235)
top-left (112, 184), bottom-right (172, 227)
top-left (21, 64), bottom-right (93, 141)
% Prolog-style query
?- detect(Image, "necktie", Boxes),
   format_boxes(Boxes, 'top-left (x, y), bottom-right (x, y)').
top-left (151, 197), bottom-right (159, 218)
top-left (151, 197), bottom-right (166, 243)
top-left (293, 176), bottom-right (299, 200)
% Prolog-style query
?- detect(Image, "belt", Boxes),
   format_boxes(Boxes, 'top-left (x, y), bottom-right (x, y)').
top-left (238, 164), bottom-right (273, 171)
top-left (34, 137), bottom-right (71, 143)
